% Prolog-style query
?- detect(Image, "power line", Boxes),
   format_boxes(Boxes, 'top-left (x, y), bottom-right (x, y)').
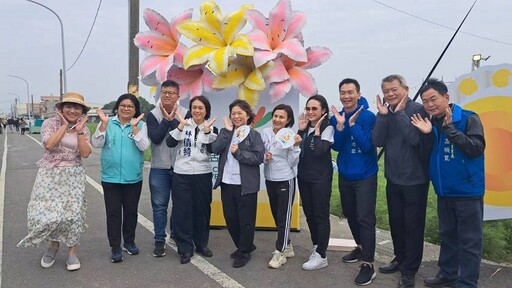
top-left (67, 0), bottom-right (103, 71)
top-left (370, 0), bottom-right (512, 46)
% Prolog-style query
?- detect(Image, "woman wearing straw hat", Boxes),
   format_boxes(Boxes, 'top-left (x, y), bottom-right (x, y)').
top-left (18, 92), bottom-right (92, 271)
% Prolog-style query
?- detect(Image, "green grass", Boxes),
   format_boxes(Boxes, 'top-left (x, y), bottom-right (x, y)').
top-left (330, 150), bottom-right (512, 264)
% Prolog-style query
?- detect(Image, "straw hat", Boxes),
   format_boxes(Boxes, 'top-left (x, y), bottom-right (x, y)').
top-left (56, 92), bottom-right (90, 113)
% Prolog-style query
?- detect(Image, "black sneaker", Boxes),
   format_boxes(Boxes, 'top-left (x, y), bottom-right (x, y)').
top-left (233, 253), bottom-right (251, 268)
top-left (343, 247), bottom-right (362, 263)
top-left (153, 241), bottom-right (166, 257)
top-left (355, 263), bottom-right (376, 286)
top-left (122, 243), bottom-right (139, 255)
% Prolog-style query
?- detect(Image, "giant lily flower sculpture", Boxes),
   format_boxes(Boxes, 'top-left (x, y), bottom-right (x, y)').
top-left (135, 0), bottom-right (331, 107)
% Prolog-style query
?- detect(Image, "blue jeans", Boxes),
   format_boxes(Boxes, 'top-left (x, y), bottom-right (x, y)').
top-left (149, 168), bottom-right (174, 242)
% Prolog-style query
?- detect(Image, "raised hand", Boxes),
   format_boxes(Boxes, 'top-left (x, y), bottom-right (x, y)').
top-left (223, 116), bottom-right (233, 131)
top-left (96, 108), bottom-right (109, 123)
top-left (175, 109), bottom-right (187, 127)
top-left (443, 107), bottom-right (452, 126)
top-left (229, 143), bottom-right (238, 154)
top-left (203, 116), bottom-right (217, 133)
top-left (130, 113), bottom-right (145, 127)
top-left (160, 102), bottom-right (176, 121)
top-left (55, 109), bottom-right (69, 126)
top-left (349, 106), bottom-right (363, 127)
top-left (298, 112), bottom-right (307, 131)
top-left (314, 113), bottom-right (327, 135)
top-left (395, 95), bottom-right (408, 112)
top-left (74, 115), bottom-right (89, 133)
top-left (411, 113), bottom-right (432, 133)
top-left (330, 105), bottom-right (345, 131)
top-left (376, 95), bottom-right (389, 115)
top-left (293, 134), bottom-right (302, 147)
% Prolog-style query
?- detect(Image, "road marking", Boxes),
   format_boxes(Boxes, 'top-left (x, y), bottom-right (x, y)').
top-left (0, 134), bottom-right (8, 287)
top-left (378, 240), bottom-right (392, 245)
top-left (27, 135), bottom-right (244, 288)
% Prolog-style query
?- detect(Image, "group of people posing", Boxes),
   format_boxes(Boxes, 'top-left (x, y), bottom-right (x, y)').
top-left (18, 75), bottom-right (485, 288)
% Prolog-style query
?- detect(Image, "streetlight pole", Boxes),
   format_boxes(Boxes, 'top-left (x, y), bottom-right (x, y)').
top-left (26, 0), bottom-right (67, 99)
top-left (7, 74), bottom-right (31, 120)
top-left (8, 93), bottom-right (21, 118)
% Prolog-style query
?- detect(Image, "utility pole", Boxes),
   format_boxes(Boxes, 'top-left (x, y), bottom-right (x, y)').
top-left (128, 0), bottom-right (140, 97)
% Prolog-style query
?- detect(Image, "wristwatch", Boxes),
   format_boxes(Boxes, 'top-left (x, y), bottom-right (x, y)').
top-left (77, 132), bottom-right (85, 135)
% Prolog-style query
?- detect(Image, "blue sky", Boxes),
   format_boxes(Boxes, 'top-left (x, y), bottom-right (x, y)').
top-left (1, 0), bottom-right (511, 114)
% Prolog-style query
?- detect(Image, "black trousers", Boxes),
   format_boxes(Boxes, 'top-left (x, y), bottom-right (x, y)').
top-left (339, 174), bottom-right (377, 262)
top-left (298, 178), bottom-right (332, 258)
top-left (102, 181), bottom-right (143, 248)
top-left (220, 183), bottom-right (258, 254)
top-left (386, 181), bottom-right (429, 275)
top-left (172, 173), bottom-right (212, 255)
top-left (266, 178), bottom-right (296, 252)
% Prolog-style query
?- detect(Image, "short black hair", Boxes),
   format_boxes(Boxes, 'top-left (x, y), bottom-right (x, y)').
top-left (272, 104), bottom-right (295, 128)
top-left (161, 80), bottom-right (179, 92)
top-left (338, 78), bottom-right (360, 92)
top-left (190, 95), bottom-right (211, 120)
top-left (229, 99), bottom-right (255, 125)
top-left (419, 78), bottom-right (448, 96)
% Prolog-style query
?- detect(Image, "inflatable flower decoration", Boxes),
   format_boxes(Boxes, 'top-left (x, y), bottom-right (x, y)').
top-left (135, 0), bottom-right (332, 107)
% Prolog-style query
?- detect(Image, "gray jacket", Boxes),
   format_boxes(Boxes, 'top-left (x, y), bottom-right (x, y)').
top-left (371, 98), bottom-right (431, 185)
top-left (212, 128), bottom-right (264, 195)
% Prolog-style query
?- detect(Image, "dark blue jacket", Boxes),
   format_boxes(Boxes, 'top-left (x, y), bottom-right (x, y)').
top-left (430, 104), bottom-right (485, 197)
top-left (330, 97), bottom-right (378, 181)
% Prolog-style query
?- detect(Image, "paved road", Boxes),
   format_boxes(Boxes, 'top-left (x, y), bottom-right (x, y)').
top-left (0, 133), bottom-right (509, 288)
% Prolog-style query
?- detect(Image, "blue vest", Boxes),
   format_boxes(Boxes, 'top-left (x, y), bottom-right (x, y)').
top-left (430, 104), bottom-right (484, 197)
top-left (100, 117), bottom-right (145, 184)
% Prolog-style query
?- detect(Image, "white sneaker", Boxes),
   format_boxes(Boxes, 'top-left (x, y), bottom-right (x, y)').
top-left (283, 244), bottom-right (295, 258)
top-left (66, 253), bottom-right (81, 271)
top-left (309, 245), bottom-right (318, 260)
top-left (268, 250), bottom-right (287, 269)
top-left (302, 251), bottom-right (328, 271)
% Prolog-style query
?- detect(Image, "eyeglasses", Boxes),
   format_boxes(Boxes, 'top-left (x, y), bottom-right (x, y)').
top-left (305, 107), bottom-right (320, 111)
top-left (161, 91), bottom-right (178, 96)
top-left (119, 104), bottom-right (135, 110)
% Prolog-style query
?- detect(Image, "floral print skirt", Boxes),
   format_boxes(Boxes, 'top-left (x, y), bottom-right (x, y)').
top-left (17, 165), bottom-right (87, 247)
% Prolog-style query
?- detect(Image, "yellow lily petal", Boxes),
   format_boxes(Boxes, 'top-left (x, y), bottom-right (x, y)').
top-left (212, 63), bottom-right (249, 89)
top-left (244, 68), bottom-right (266, 91)
top-left (200, 1), bottom-right (222, 34)
top-left (239, 85), bottom-right (260, 109)
top-left (183, 44), bottom-right (216, 69)
top-left (176, 20), bottom-right (224, 48)
top-left (230, 34), bottom-right (254, 56)
top-left (208, 45), bottom-right (230, 76)
top-left (222, 4), bottom-right (253, 44)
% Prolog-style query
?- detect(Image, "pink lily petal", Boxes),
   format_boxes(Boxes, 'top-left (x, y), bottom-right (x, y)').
top-left (265, 58), bottom-right (289, 83)
top-left (201, 69), bottom-right (216, 92)
top-left (143, 9), bottom-right (172, 37)
top-left (247, 29), bottom-right (271, 51)
top-left (134, 31), bottom-right (176, 55)
top-left (155, 55), bottom-right (175, 83)
top-left (288, 67), bottom-right (317, 97)
top-left (274, 38), bottom-right (307, 62)
top-left (170, 9), bottom-right (194, 40)
top-left (180, 77), bottom-right (203, 99)
top-left (140, 55), bottom-right (167, 79)
top-left (245, 9), bottom-right (269, 34)
top-left (253, 49), bottom-right (277, 68)
top-left (173, 43), bottom-right (187, 67)
top-left (297, 46), bottom-right (333, 69)
top-left (269, 0), bottom-right (291, 49)
top-left (284, 11), bottom-right (306, 40)
top-left (167, 65), bottom-right (203, 85)
top-left (269, 81), bottom-right (292, 102)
